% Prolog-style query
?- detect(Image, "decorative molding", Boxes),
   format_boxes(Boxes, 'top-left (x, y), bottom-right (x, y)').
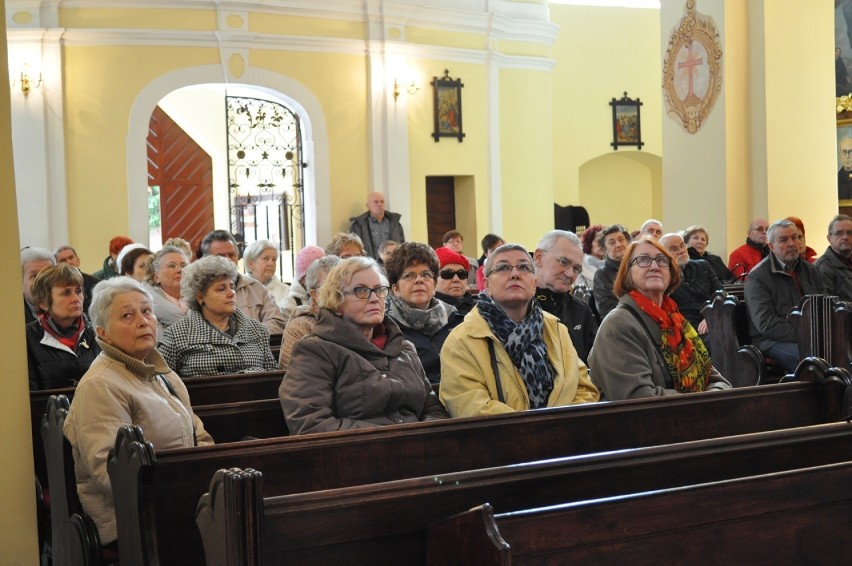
top-left (662, 0), bottom-right (723, 134)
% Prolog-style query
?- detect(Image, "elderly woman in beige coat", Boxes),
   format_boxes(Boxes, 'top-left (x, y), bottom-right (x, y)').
top-left (64, 277), bottom-right (213, 546)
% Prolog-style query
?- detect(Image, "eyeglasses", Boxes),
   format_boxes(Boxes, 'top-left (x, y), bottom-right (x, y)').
top-left (542, 250), bottom-right (582, 276)
top-left (162, 262), bottom-right (187, 271)
top-left (831, 230), bottom-right (852, 238)
top-left (439, 269), bottom-right (469, 280)
top-left (399, 271), bottom-right (436, 281)
top-left (629, 255), bottom-right (671, 268)
top-left (344, 286), bottom-right (390, 299)
top-left (750, 226), bottom-right (768, 233)
top-left (487, 263), bottom-right (535, 276)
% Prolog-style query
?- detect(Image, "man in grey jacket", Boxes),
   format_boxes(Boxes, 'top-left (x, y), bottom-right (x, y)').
top-left (745, 219), bottom-right (825, 373)
top-left (349, 191), bottom-right (405, 259)
top-left (815, 214), bottom-right (852, 302)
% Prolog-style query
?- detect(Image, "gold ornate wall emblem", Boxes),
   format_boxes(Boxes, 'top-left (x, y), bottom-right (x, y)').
top-left (662, 0), bottom-right (723, 134)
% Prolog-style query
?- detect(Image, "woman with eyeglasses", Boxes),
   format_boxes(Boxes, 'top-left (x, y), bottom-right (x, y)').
top-left (434, 246), bottom-right (477, 316)
top-left (439, 243), bottom-right (599, 418)
top-left (384, 243), bottom-right (465, 384)
top-left (588, 237), bottom-right (730, 401)
top-left (145, 245), bottom-right (190, 335)
top-left (279, 256), bottom-right (449, 434)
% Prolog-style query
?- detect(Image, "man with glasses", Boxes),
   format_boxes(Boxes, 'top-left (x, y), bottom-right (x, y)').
top-left (745, 219), bottom-right (825, 372)
top-left (815, 214), bottom-right (852, 301)
top-left (439, 243), bottom-right (599, 417)
top-left (728, 218), bottom-right (770, 281)
top-left (532, 230), bottom-right (597, 364)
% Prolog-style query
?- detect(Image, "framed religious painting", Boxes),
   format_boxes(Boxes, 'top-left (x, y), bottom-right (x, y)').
top-left (431, 70), bottom-right (465, 142)
top-left (610, 92), bottom-right (643, 150)
top-left (837, 118), bottom-right (852, 203)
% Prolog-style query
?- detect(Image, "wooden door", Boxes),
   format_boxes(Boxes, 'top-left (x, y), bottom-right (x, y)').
top-left (425, 176), bottom-right (455, 249)
top-left (147, 106), bottom-right (214, 250)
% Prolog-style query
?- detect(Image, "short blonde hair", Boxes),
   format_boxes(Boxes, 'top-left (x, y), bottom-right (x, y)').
top-left (317, 256), bottom-right (387, 312)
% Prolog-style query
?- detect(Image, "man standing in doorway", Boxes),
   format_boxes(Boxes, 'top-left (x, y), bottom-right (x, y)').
top-left (349, 191), bottom-right (405, 259)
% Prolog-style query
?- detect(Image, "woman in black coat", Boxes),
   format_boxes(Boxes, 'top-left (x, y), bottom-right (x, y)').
top-left (26, 264), bottom-right (100, 389)
top-left (384, 243), bottom-right (464, 384)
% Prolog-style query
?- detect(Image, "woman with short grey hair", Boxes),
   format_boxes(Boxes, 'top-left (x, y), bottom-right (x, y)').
top-left (158, 255), bottom-right (277, 378)
top-left (243, 239), bottom-right (290, 305)
top-left (144, 245), bottom-right (190, 334)
top-left (278, 255), bottom-right (341, 371)
top-left (64, 276), bottom-right (213, 546)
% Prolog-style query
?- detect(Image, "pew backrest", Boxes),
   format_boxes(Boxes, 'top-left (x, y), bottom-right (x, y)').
top-left (198, 420), bottom-right (852, 566)
top-left (109, 361), bottom-right (852, 566)
top-left (789, 294), bottom-right (852, 372)
top-left (41, 394), bottom-right (102, 566)
top-left (433, 459), bottom-right (852, 564)
top-left (701, 291), bottom-right (765, 386)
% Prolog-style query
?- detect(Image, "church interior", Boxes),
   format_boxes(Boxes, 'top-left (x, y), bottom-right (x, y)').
top-left (0, 0), bottom-right (842, 560)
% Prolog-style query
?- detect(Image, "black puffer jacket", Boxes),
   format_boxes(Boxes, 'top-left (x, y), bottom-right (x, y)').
top-left (26, 316), bottom-right (101, 390)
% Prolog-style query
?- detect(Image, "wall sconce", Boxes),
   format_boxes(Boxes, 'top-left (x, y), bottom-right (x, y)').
top-left (11, 64), bottom-right (43, 98)
top-left (393, 78), bottom-right (420, 101)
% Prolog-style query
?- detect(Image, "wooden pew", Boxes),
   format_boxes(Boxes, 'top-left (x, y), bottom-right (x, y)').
top-left (108, 360), bottom-right (852, 566)
top-left (183, 370), bottom-right (284, 405)
top-left (194, 398), bottom-right (287, 443)
top-left (41, 395), bottom-right (112, 566)
top-left (197, 419), bottom-right (852, 565)
top-left (789, 294), bottom-right (852, 372)
top-left (701, 291), bottom-right (765, 386)
top-left (429, 459), bottom-right (852, 564)
top-left (31, 371), bottom-right (285, 487)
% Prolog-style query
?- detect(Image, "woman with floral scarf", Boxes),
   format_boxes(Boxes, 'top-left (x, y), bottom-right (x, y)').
top-left (589, 237), bottom-right (731, 400)
top-left (385, 242), bottom-right (464, 384)
top-left (439, 243), bottom-right (599, 417)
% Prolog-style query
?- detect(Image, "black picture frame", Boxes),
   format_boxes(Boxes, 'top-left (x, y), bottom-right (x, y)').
top-left (610, 92), bottom-right (643, 150)
top-left (431, 69), bottom-right (465, 142)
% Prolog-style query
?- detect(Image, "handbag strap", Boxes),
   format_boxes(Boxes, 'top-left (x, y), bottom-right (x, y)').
top-left (487, 340), bottom-right (506, 404)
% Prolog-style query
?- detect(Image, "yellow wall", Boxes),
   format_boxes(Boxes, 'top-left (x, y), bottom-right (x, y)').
top-left (762, 0), bottom-right (836, 241)
top-left (0, 1), bottom-right (40, 560)
top-left (407, 62), bottom-right (490, 247)
top-left (550, 4), bottom-right (663, 225)
top-left (500, 67), bottom-right (555, 247)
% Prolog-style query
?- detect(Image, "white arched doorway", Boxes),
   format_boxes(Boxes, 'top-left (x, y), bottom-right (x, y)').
top-left (126, 66), bottom-right (331, 271)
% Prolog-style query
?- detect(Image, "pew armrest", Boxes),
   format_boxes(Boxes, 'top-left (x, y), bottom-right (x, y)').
top-left (426, 504), bottom-right (510, 566)
top-left (107, 425), bottom-right (156, 566)
top-left (196, 468), bottom-right (263, 566)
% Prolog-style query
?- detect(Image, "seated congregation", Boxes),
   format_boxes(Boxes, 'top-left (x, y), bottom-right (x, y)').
top-left (25, 208), bottom-right (852, 562)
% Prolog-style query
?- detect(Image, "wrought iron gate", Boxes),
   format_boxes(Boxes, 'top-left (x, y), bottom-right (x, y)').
top-left (226, 95), bottom-right (305, 277)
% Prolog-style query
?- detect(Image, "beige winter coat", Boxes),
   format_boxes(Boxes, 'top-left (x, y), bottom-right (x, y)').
top-left (64, 339), bottom-right (213, 544)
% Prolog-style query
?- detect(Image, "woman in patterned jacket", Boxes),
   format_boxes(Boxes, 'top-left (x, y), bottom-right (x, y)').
top-left (158, 255), bottom-right (277, 378)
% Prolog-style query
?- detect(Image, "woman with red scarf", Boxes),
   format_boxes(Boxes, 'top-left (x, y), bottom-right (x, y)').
top-left (26, 264), bottom-right (100, 390)
top-left (588, 238), bottom-right (730, 400)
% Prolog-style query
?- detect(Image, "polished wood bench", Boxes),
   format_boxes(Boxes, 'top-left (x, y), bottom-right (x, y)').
top-left (197, 419), bottom-right (852, 565)
top-left (702, 291), bottom-right (765, 386)
top-left (107, 359), bottom-right (852, 566)
top-left (31, 371), bottom-right (285, 487)
top-left (790, 294), bottom-right (851, 373)
top-left (429, 458), bottom-right (852, 564)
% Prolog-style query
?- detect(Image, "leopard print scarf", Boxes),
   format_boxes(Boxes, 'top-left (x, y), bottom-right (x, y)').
top-left (476, 294), bottom-right (555, 408)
